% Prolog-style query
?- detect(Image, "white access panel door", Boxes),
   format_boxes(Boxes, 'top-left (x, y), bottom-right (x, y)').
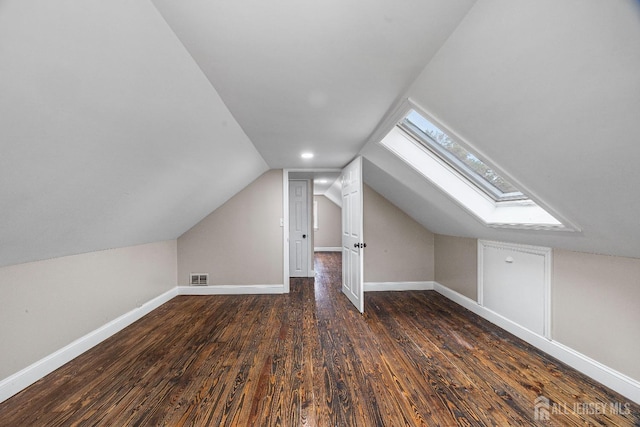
top-left (341, 156), bottom-right (364, 313)
top-left (289, 180), bottom-right (309, 277)
top-left (479, 241), bottom-right (551, 337)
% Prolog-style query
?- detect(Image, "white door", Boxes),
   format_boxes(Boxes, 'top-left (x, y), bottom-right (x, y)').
top-left (289, 180), bottom-right (309, 277)
top-left (341, 156), bottom-right (365, 313)
top-left (479, 241), bottom-right (551, 337)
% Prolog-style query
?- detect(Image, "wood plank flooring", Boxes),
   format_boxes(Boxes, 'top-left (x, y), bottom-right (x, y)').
top-left (1, 252), bottom-right (638, 426)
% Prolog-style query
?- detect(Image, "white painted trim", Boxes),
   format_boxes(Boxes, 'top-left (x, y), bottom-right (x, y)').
top-left (364, 281), bottom-right (435, 292)
top-left (282, 169), bottom-right (290, 293)
top-left (433, 282), bottom-right (640, 405)
top-left (0, 287), bottom-right (178, 404)
top-left (478, 240), bottom-right (552, 339)
top-left (177, 284), bottom-right (285, 295)
top-left (314, 247), bottom-right (342, 252)
top-left (306, 179), bottom-right (314, 276)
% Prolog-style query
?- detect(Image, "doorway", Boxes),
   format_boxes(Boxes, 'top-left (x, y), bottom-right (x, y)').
top-left (284, 161), bottom-right (364, 313)
top-left (284, 170), bottom-right (342, 288)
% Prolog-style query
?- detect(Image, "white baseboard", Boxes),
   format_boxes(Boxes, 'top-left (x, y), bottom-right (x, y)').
top-left (433, 282), bottom-right (640, 405)
top-left (0, 287), bottom-right (178, 404)
top-left (5, 282), bottom-right (638, 407)
top-left (177, 284), bottom-right (285, 295)
top-left (0, 283), bottom-right (286, 403)
top-left (364, 281), bottom-right (435, 292)
top-left (314, 247), bottom-right (341, 252)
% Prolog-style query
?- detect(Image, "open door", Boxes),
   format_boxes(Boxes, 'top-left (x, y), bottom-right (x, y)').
top-left (341, 156), bottom-right (365, 313)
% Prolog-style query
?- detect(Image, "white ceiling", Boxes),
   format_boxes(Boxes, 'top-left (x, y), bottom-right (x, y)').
top-left (2, 0), bottom-right (640, 267)
top-left (150, 0), bottom-right (476, 168)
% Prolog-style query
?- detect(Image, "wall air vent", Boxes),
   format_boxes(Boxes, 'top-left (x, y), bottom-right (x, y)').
top-left (190, 273), bottom-right (209, 286)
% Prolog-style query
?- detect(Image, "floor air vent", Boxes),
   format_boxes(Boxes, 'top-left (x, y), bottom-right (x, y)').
top-left (190, 273), bottom-right (209, 286)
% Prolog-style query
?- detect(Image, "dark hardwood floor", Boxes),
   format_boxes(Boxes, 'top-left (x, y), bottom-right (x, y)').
top-left (1, 252), bottom-right (638, 426)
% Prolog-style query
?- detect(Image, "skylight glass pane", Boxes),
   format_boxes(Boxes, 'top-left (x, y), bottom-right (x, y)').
top-left (401, 110), bottom-right (526, 201)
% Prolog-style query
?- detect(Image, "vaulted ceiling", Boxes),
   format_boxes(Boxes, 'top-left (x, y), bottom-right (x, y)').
top-left (2, 0), bottom-right (640, 267)
top-left (363, 0), bottom-right (640, 258)
top-left (0, 0), bottom-right (268, 267)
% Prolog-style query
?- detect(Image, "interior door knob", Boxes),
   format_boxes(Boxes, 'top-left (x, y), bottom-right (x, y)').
top-left (302, 234), bottom-right (306, 238)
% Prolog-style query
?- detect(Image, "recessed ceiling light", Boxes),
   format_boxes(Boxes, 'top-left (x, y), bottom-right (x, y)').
top-left (315, 179), bottom-right (327, 184)
top-left (301, 152), bottom-right (314, 159)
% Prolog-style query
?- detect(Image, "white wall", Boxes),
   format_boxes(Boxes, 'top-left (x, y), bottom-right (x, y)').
top-left (0, 240), bottom-right (177, 381)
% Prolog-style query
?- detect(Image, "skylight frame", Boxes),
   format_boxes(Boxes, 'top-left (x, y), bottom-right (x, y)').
top-left (400, 111), bottom-right (527, 203)
top-left (374, 100), bottom-right (579, 232)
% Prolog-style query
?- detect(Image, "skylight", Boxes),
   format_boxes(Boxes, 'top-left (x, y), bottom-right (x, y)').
top-left (400, 110), bottom-right (525, 202)
top-left (379, 104), bottom-right (576, 231)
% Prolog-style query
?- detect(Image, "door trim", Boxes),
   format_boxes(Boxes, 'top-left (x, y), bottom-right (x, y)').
top-left (283, 168), bottom-right (341, 291)
top-left (283, 170), bottom-right (289, 292)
